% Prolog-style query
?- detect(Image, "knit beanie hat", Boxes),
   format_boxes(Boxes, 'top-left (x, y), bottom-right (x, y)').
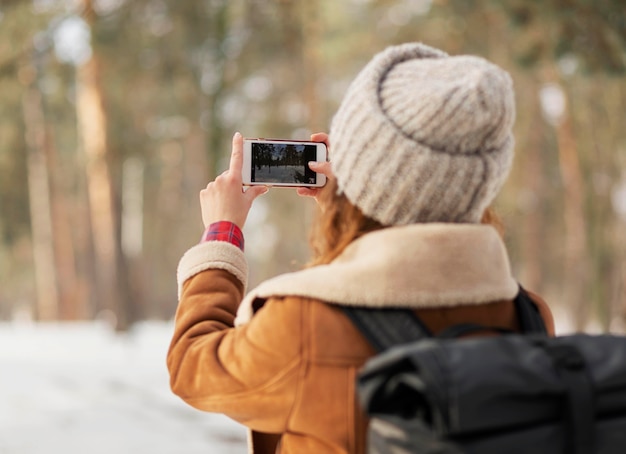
top-left (329, 42), bottom-right (516, 225)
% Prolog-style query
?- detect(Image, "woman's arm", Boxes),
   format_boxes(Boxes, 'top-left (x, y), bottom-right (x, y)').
top-left (167, 267), bottom-right (304, 430)
top-left (167, 132), bottom-right (299, 430)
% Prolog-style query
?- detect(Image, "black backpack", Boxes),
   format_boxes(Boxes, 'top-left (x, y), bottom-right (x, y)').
top-left (342, 287), bottom-right (626, 454)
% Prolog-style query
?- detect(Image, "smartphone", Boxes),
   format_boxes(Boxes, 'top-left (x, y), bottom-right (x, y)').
top-left (242, 138), bottom-right (327, 187)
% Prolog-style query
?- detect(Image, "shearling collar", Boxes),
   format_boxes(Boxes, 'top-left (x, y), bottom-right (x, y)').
top-left (235, 223), bottom-right (518, 325)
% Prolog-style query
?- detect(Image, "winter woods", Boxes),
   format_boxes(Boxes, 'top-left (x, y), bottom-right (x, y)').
top-left (0, 0), bottom-right (624, 332)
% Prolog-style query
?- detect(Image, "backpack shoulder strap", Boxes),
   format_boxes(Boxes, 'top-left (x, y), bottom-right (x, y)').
top-left (341, 306), bottom-right (432, 353)
top-left (514, 286), bottom-right (548, 335)
top-left (342, 285), bottom-right (547, 352)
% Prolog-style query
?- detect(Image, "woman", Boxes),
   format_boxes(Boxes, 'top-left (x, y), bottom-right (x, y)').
top-left (167, 42), bottom-right (554, 454)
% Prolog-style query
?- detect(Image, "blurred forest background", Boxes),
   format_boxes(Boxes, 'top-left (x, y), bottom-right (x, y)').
top-left (0, 0), bottom-right (624, 332)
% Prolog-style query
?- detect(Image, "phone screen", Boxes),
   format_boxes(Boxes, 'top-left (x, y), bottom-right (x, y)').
top-left (250, 142), bottom-right (319, 185)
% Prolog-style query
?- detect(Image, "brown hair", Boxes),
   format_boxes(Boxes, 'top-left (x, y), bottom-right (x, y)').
top-left (307, 178), bottom-right (504, 266)
top-left (480, 205), bottom-right (505, 238)
top-left (307, 179), bottom-right (383, 266)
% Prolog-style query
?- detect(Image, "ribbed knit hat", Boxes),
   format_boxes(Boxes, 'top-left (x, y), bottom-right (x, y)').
top-left (329, 42), bottom-right (516, 225)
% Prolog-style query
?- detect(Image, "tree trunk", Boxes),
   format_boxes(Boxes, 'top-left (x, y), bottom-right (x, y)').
top-left (47, 129), bottom-right (84, 320)
top-left (21, 64), bottom-right (59, 321)
top-left (77, 0), bottom-right (132, 330)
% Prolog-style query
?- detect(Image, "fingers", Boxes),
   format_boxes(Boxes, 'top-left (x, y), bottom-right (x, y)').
top-left (309, 133), bottom-right (333, 181)
top-left (297, 159), bottom-right (333, 201)
top-left (296, 187), bottom-right (317, 198)
top-left (228, 132), bottom-right (244, 176)
top-left (308, 160), bottom-right (334, 178)
top-left (310, 132), bottom-right (329, 148)
top-left (244, 185), bottom-right (269, 202)
top-left (198, 132), bottom-right (271, 229)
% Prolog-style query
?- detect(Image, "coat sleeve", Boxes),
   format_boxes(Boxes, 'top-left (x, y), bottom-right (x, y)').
top-left (167, 243), bottom-right (304, 433)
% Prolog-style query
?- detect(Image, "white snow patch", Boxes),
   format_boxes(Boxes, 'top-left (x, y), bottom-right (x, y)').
top-left (253, 164), bottom-right (314, 185)
top-left (0, 321), bottom-right (247, 454)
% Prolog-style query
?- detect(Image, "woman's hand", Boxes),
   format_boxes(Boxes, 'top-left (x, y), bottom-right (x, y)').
top-left (200, 132), bottom-right (268, 229)
top-left (296, 132), bottom-right (334, 202)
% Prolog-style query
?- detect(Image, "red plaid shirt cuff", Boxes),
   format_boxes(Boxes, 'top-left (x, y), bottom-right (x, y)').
top-left (200, 221), bottom-right (245, 251)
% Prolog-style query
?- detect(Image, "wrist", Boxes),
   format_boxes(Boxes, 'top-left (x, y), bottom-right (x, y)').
top-left (200, 221), bottom-right (245, 251)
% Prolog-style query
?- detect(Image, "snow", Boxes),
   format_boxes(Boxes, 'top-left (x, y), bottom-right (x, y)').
top-left (0, 321), bottom-right (247, 454)
top-left (254, 165), bottom-right (314, 185)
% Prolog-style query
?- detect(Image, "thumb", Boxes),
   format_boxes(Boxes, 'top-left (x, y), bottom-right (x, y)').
top-left (245, 185), bottom-right (269, 202)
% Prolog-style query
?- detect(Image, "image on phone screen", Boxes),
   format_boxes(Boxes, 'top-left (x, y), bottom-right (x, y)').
top-left (251, 142), bottom-right (318, 185)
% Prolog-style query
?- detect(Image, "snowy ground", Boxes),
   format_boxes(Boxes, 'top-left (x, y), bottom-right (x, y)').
top-left (0, 321), bottom-right (247, 454)
top-left (254, 165), bottom-right (314, 185)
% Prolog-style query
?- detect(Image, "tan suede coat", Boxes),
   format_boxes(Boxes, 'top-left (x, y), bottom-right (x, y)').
top-left (168, 224), bottom-right (554, 454)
